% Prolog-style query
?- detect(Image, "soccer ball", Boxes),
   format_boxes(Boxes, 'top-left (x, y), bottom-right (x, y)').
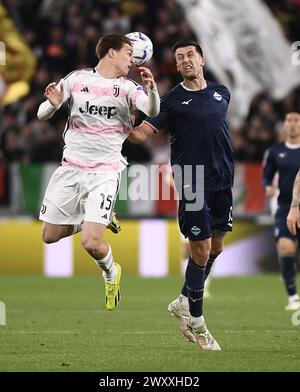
top-left (125, 32), bottom-right (153, 66)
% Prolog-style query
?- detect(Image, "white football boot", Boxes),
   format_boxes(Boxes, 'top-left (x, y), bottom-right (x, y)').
top-left (285, 296), bottom-right (300, 311)
top-left (168, 296), bottom-right (197, 343)
top-left (187, 318), bottom-right (221, 351)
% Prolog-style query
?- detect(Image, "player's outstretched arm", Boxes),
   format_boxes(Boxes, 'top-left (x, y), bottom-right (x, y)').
top-left (135, 67), bottom-right (160, 117)
top-left (287, 170), bottom-right (300, 236)
top-left (37, 81), bottom-right (65, 120)
top-left (128, 121), bottom-right (156, 144)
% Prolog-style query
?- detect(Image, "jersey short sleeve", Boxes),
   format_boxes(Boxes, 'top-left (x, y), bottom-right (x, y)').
top-left (56, 70), bottom-right (77, 104)
top-left (143, 93), bottom-right (170, 131)
top-left (125, 79), bottom-right (145, 109)
top-left (217, 84), bottom-right (230, 104)
top-left (59, 71), bottom-right (79, 102)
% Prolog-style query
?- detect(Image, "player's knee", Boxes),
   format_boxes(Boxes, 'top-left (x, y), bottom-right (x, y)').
top-left (81, 237), bottom-right (106, 258)
top-left (81, 237), bottom-right (96, 254)
top-left (191, 246), bottom-right (210, 265)
top-left (42, 230), bottom-right (59, 244)
top-left (278, 238), bottom-right (296, 256)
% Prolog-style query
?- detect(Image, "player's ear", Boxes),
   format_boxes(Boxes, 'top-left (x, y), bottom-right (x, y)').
top-left (108, 48), bottom-right (115, 58)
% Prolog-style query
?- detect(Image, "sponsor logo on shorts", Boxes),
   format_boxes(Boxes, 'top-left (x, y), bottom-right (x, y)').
top-left (40, 204), bottom-right (47, 214)
top-left (191, 226), bottom-right (201, 236)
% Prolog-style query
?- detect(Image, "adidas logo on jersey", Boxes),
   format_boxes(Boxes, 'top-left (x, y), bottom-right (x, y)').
top-left (79, 101), bottom-right (117, 119)
top-left (81, 87), bottom-right (89, 92)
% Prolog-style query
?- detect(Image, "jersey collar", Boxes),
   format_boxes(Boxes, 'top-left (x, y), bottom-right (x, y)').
top-left (285, 141), bottom-right (300, 149)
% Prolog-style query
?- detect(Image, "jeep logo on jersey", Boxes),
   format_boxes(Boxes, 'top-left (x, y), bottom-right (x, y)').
top-left (79, 101), bottom-right (117, 119)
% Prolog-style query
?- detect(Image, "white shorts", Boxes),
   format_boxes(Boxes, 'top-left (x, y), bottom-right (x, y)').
top-left (39, 166), bottom-right (120, 226)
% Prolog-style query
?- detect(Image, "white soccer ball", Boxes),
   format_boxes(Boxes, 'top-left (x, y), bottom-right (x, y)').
top-left (125, 32), bottom-right (153, 66)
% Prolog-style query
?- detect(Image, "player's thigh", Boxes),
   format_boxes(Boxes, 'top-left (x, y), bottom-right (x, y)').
top-left (40, 167), bottom-right (83, 224)
top-left (42, 222), bottom-right (72, 243)
top-left (277, 237), bottom-right (297, 255)
top-left (84, 172), bottom-right (120, 226)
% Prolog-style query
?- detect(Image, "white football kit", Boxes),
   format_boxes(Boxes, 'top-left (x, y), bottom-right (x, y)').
top-left (37, 67), bottom-right (159, 225)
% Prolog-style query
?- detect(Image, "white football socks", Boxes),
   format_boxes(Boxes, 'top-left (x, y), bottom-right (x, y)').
top-left (180, 294), bottom-right (205, 328)
top-left (190, 315), bottom-right (205, 328)
top-left (94, 245), bottom-right (116, 283)
top-left (72, 224), bottom-right (82, 235)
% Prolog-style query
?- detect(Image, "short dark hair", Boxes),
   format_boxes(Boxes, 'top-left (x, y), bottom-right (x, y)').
top-left (172, 40), bottom-right (203, 57)
top-left (95, 34), bottom-right (132, 60)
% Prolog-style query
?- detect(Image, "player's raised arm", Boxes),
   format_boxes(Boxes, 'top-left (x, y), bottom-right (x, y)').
top-left (287, 170), bottom-right (300, 235)
top-left (37, 79), bottom-right (67, 120)
top-left (134, 67), bottom-right (160, 117)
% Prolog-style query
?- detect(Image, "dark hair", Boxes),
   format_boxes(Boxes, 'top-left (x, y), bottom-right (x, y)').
top-left (95, 34), bottom-right (132, 60)
top-left (172, 40), bottom-right (203, 57)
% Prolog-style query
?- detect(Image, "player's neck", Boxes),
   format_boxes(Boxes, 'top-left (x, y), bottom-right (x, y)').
top-left (182, 76), bottom-right (207, 91)
top-left (95, 61), bottom-right (120, 79)
top-left (286, 137), bottom-right (300, 146)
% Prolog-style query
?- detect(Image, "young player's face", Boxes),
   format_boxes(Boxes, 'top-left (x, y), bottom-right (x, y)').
top-left (175, 46), bottom-right (204, 80)
top-left (284, 113), bottom-right (300, 139)
top-left (114, 43), bottom-right (134, 76)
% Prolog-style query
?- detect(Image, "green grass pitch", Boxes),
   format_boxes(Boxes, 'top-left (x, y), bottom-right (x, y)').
top-left (0, 274), bottom-right (299, 372)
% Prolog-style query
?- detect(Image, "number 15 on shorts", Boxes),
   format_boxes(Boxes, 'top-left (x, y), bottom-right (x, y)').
top-left (100, 193), bottom-right (113, 211)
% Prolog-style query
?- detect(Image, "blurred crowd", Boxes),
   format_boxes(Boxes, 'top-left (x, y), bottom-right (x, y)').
top-left (1, 0), bottom-right (300, 166)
